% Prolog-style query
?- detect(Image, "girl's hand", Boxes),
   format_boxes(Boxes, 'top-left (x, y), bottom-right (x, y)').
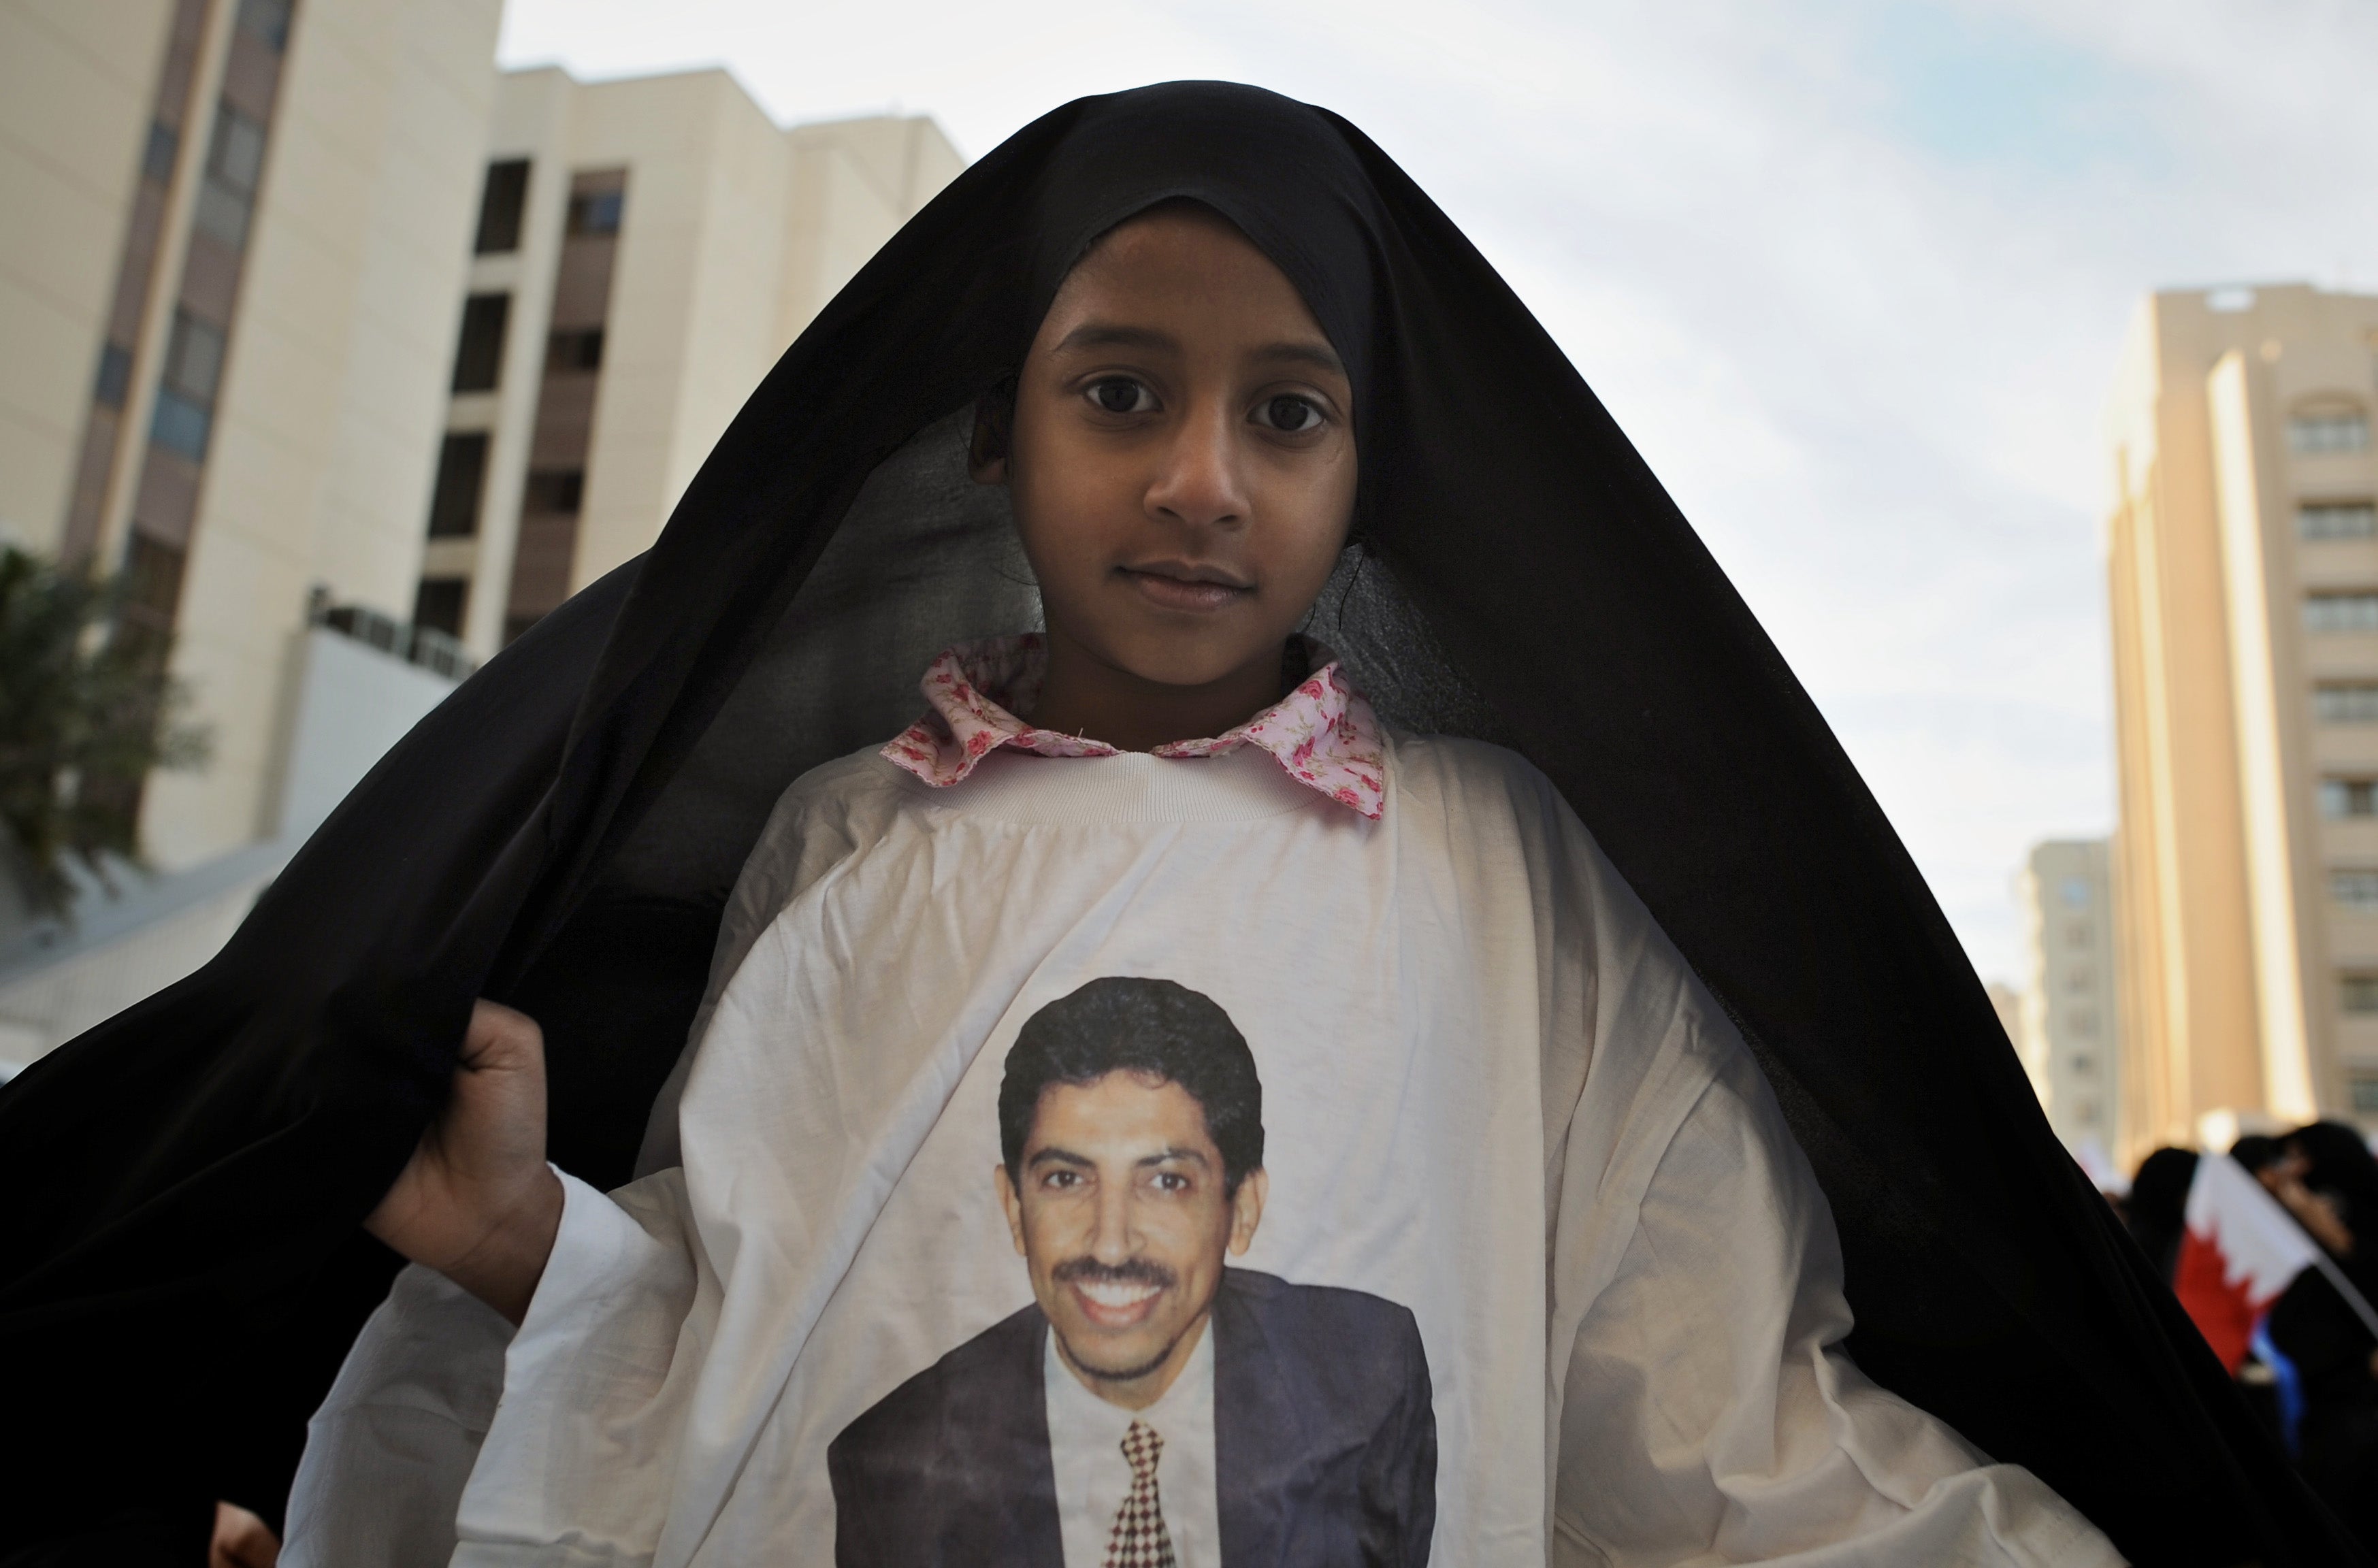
top-left (365, 1000), bottom-right (563, 1324)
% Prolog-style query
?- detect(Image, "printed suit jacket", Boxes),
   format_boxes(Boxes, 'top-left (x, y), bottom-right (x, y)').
top-left (826, 1267), bottom-right (1436, 1567)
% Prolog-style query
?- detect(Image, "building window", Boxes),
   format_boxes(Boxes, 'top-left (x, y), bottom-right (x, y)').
top-left (236, 0), bottom-right (293, 50)
top-left (163, 311), bottom-right (225, 405)
top-left (150, 393), bottom-right (210, 461)
top-left (194, 179), bottom-right (249, 250)
top-left (2306, 592), bottom-right (2378, 634)
top-left (2074, 1100), bottom-right (2100, 1126)
top-left (547, 328), bottom-right (604, 372)
top-left (2070, 1054), bottom-right (2094, 1075)
top-left (143, 120), bottom-right (178, 184)
top-left (2066, 921), bottom-right (2091, 949)
top-left (211, 106), bottom-right (265, 190)
top-left (2316, 684), bottom-right (2378, 723)
top-left (2302, 501), bottom-right (2378, 540)
top-left (474, 159), bottom-right (530, 255)
top-left (2324, 778), bottom-right (2378, 817)
top-left (2353, 1075), bottom-right (2378, 1113)
top-left (2058, 877), bottom-right (2089, 909)
top-left (2066, 967), bottom-right (2094, 993)
top-left (123, 534), bottom-right (187, 627)
top-left (95, 344), bottom-right (133, 408)
top-left (2346, 974), bottom-right (2378, 1013)
top-left (195, 105), bottom-right (265, 249)
top-left (524, 468), bottom-right (585, 514)
top-left (2335, 868), bottom-right (2378, 911)
top-left (2069, 1011), bottom-right (2098, 1036)
top-left (451, 293), bottom-right (510, 393)
top-left (2292, 408), bottom-right (2372, 455)
top-left (566, 188), bottom-right (623, 236)
top-left (427, 432), bottom-right (489, 538)
top-left (413, 577), bottom-right (468, 637)
top-left (147, 310), bottom-right (228, 461)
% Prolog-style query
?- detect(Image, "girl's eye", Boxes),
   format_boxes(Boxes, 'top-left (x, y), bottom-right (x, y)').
top-left (1088, 378), bottom-right (1153, 415)
top-left (1258, 394), bottom-right (1324, 433)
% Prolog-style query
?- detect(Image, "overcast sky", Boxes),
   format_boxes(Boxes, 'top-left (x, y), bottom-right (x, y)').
top-left (496, 0), bottom-right (2378, 983)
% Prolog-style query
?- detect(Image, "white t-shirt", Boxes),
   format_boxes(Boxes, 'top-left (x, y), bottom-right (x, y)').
top-left (287, 733), bottom-right (2119, 1568)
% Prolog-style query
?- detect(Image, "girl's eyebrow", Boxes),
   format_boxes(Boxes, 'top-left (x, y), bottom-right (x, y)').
top-left (1250, 341), bottom-right (1346, 378)
top-left (1051, 323), bottom-right (1346, 380)
top-left (1053, 323), bottom-right (1177, 356)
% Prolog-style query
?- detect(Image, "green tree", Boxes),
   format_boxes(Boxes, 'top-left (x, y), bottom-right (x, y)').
top-left (0, 546), bottom-right (210, 917)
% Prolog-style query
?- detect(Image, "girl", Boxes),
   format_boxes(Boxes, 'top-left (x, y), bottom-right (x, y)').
top-left (1, 83), bottom-right (2340, 1567)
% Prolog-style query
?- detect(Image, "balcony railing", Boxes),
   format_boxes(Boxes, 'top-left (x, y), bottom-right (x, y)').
top-left (308, 591), bottom-right (476, 681)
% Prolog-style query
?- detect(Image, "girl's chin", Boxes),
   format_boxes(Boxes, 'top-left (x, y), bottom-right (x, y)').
top-left (1106, 649), bottom-right (1273, 691)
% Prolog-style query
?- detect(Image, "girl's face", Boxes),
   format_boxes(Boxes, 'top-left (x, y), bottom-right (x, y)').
top-left (979, 205), bottom-right (1358, 693)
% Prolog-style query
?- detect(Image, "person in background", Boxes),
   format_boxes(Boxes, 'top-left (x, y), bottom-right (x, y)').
top-left (2228, 1134), bottom-right (2299, 1452)
top-left (2253, 1128), bottom-right (2360, 1257)
top-left (2124, 1146), bottom-right (2198, 1284)
top-left (2230, 1134), bottom-right (2283, 1181)
top-left (2262, 1123), bottom-right (2378, 1550)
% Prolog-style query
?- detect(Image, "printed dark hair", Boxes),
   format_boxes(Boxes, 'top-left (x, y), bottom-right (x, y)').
top-left (999, 977), bottom-right (1265, 1193)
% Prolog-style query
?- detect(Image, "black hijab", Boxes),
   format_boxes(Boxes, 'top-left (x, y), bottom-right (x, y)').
top-left (0, 82), bottom-right (2359, 1565)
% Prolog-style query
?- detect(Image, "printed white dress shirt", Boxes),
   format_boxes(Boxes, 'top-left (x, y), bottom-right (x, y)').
top-left (1045, 1322), bottom-right (1219, 1568)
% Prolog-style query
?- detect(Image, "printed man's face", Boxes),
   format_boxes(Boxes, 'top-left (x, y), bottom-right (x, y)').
top-left (997, 1069), bottom-right (1266, 1411)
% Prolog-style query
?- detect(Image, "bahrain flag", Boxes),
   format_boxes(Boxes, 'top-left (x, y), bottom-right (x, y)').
top-left (2174, 1153), bottom-right (2320, 1373)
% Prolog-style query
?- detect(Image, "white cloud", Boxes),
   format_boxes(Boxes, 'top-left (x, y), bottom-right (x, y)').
top-left (496, 0), bottom-right (2375, 980)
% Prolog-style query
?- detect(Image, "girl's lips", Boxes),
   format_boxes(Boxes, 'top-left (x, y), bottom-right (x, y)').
top-left (1122, 567), bottom-right (1250, 613)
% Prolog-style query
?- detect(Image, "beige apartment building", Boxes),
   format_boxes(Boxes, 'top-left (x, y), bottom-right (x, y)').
top-left (2108, 284), bottom-right (2378, 1160)
top-left (1, 0), bottom-right (505, 871)
top-left (2015, 840), bottom-right (2123, 1157)
top-left (412, 67), bottom-right (962, 656)
top-left (0, 18), bottom-right (962, 1068)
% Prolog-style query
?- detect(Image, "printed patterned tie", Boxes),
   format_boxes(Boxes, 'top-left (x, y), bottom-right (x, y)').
top-left (1102, 1419), bottom-right (1177, 1568)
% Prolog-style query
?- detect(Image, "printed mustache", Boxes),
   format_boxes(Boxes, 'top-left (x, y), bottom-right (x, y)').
top-left (1051, 1257), bottom-right (1177, 1291)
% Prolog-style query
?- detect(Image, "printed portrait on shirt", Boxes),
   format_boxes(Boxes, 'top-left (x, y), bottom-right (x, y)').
top-left (827, 976), bottom-right (1438, 1567)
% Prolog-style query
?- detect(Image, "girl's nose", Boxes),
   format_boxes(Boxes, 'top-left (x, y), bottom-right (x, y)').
top-left (1145, 396), bottom-right (1249, 532)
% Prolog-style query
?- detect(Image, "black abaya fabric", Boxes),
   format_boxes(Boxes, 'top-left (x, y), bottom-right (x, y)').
top-left (0, 82), bottom-right (2360, 1564)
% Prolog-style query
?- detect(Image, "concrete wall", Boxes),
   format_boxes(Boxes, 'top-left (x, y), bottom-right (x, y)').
top-left (274, 623), bottom-right (461, 840)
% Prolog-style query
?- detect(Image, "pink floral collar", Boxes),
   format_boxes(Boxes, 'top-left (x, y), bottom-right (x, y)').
top-left (880, 634), bottom-right (1386, 819)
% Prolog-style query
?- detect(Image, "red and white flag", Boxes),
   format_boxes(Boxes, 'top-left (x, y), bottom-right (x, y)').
top-left (2173, 1153), bottom-right (2320, 1373)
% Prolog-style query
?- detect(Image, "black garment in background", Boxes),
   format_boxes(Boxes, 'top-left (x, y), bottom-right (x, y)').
top-left (2268, 1271), bottom-right (2378, 1552)
top-left (2266, 1124), bottom-right (2378, 1552)
top-left (2130, 1146), bottom-right (2202, 1285)
top-left (2295, 1122), bottom-right (2378, 1299)
top-left (0, 82), bottom-right (2359, 1564)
